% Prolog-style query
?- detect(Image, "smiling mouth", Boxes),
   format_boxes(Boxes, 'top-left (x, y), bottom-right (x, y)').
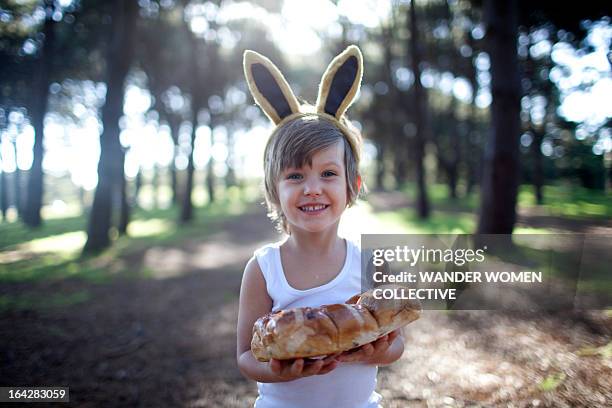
top-left (299, 204), bottom-right (330, 213)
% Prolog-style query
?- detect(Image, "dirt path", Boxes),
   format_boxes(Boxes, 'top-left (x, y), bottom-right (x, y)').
top-left (1, 198), bottom-right (610, 407)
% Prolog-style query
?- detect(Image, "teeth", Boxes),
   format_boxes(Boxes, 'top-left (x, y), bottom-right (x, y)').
top-left (301, 205), bottom-right (327, 212)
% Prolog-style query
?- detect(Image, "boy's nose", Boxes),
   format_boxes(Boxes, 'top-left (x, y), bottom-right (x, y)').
top-left (303, 179), bottom-right (322, 196)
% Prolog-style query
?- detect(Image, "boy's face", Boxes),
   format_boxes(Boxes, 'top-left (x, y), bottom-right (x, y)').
top-left (278, 141), bottom-right (348, 234)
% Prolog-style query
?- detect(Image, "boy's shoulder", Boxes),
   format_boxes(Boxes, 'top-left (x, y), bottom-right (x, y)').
top-left (253, 239), bottom-right (285, 258)
top-left (344, 236), bottom-right (362, 254)
top-left (347, 235), bottom-right (360, 246)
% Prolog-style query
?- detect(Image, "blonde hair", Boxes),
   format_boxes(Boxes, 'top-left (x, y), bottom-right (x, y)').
top-left (263, 113), bottom-right (364, 234)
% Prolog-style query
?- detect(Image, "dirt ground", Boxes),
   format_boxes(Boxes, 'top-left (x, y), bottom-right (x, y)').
top-left (1, 196), bottom-right (611, 407)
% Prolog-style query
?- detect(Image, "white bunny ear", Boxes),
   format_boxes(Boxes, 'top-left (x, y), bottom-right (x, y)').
top-left (316, 45), bottom-right (363, 119)
top-left (243, 50), bottom-right (300, 125)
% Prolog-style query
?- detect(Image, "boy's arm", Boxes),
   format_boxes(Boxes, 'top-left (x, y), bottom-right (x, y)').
top-left (236, 257), bottom-right (338, 383)
top-left (236, 257), bottom-right (275, 381)
top-left (365, 329), bottom-right (405, 366)
top-left (336, 328), bottom-right (405, 366)
top-left (238, 349), bottom-right (339, 383)
top-left (343, 284), bottom-right (406, 366)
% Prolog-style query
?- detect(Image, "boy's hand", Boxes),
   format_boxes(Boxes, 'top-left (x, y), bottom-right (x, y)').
top-left (269, 353), bottom-right (340, 381)
top-left (336, 329), bottom-right (400, 364)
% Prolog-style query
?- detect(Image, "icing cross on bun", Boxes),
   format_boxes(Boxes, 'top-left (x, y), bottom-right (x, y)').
top-left (251, 284), bottom-right (421, 361)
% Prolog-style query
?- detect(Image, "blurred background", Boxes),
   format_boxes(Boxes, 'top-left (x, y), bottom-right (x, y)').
top-left (0, 0), bottom-right (610, 407)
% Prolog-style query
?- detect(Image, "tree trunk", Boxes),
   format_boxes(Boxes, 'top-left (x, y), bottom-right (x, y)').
top-left (84, 0), bottom-right (138, 252)
top-left (206, 131), bottom-right (215, 203)
top-left (376, 142), bottom-right (386, 191)
top-left (532, 129), bottom-right (544, 204)
top-left (524, 39), bottom-right (545, 205)
top-left (168, 116), bottom-right (180, 205)
top-left (448, 163), bottom-right (458, 200)
top-left (179, 25), bottom-right (202, 223)
top-left (118, 176), bottom-right (130, 235)
top-left (118, 150), bottom-right (129, 235)
top-left (24, 3), bottom-right (54, 228)
top-left (466, 30), bottom-right (481, 197)
top-left (409, 0), bottom-right (430, 218)
top-left (0, 146), bottom-right (8, 221)
top-left (466, 111), bottom-right (480, 196)
top-left (448, 109), bottom-right (460, 201)
top-left (11, 140), bottom-right (22, 219)
top-left (180, 120), bottom-right (196, 222)
top-left (179, 2), bottom-right (212, 223)
top-left (0, 167), bottom-right (7, 221)
top-left (437, 99), bottom-right (461, 200)
top-left (225, 130), bottom-right (236, 189)
top-left (604, 160), bottom-right (612, 194)
top-left (134, 167), bottom-right (142, 207)
top-left (394, 150), bottom-right (408, 188)
top-left (477, 0), bottom-right (521, 234)
top-left (78, 185), bottom-right (85, 212)
top-left (152, 163), bottom-right (159, 209)
top-left (380, 25), bottom-right (405, 191)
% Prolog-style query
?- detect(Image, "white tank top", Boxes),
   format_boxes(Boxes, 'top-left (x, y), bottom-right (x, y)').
top-left (253, 238), bottom-right (382, 408)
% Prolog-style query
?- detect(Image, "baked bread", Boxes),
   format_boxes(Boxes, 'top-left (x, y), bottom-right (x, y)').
top-left (251, 284), bottom-right (421, 361)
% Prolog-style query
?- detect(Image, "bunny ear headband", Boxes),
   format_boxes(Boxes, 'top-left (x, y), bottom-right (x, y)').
top-left (243, 45), bottom-right (363, 155)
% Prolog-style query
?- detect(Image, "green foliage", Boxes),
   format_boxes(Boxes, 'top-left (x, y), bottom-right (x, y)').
top-left (400, 182), bottom-right (611, 220)
top-left (0, 290), bottom-right (90, 312)
top-left (577, 342), bottom-right (611, 358)
top-left (538, 372), bottom-right (566, 392)
top-left (518, 185), bottom-right (611, 219)
top-left (0, 215), bottom-right (86, 250)
top-left (0, 198), bottom-right (250, 285)
top-left (381, 181), bottom-right (611, 236)
top-left (538, 373), bottom-right (566, 392)
top-left (576, 279), bottom-right (612, 294)
top-left (402, 182), bottom-right (480, 212)
top-left (377, 207), bottom-right (476, 234)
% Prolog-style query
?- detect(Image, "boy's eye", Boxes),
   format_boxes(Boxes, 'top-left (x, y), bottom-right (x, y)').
top-left (286, 173), bottom-right (302, 180)
top-left (322, 170), bottom-right (337, 177)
